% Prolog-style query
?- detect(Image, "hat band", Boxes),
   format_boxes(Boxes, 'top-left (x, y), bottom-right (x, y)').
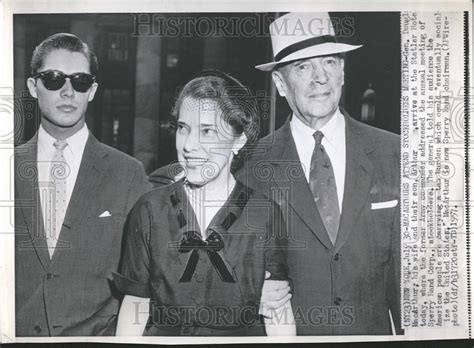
top-left (274, 35), bottom-right (338, 62)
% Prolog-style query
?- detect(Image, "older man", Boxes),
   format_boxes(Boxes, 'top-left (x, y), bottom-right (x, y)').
top-left (15, 33), bottom-right (150, 336)
top-left (248, 12), bottom-right (402, 335)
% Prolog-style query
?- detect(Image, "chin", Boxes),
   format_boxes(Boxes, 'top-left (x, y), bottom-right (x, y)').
top-left (46, 115), bottom-right (83, 129)
top-left (184, 168), bottom-right (208, 186)
top-left (308, 108), bottom-right (336, 119)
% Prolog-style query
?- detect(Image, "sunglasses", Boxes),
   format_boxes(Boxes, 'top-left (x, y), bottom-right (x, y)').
top-left (32, 70), bottom-right (96, 93)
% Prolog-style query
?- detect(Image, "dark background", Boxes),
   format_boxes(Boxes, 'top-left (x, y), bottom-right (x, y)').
top-left (13, 12), bottom-right (401, 174)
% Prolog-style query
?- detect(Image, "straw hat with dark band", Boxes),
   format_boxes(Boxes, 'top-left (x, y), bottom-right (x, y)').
top-left (255, 12), bottom-right (362, 71)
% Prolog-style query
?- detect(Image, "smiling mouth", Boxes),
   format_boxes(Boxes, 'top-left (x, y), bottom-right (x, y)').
top-left (184, 158), bottom-right (208, 168)
top-left (57, 105), bottom-right (77, 113)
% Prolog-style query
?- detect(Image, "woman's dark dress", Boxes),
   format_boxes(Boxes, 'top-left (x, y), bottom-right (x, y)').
top-left (114, 179), bottom-right (288, 336)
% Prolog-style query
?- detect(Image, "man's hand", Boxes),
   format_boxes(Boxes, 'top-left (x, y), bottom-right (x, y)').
top-left (259, 271), bottom-right (292, 318)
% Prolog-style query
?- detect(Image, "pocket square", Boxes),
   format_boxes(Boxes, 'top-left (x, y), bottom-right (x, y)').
top-left (371, 200), bottom-right (398, 210)
top-left (99, 211), bottom-right (112, 217)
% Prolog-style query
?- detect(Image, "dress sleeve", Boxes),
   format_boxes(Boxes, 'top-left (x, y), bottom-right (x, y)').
top-left (113, 197), bottom-right (153, 298)
top-left (264, 200), bottom-right (290, 281)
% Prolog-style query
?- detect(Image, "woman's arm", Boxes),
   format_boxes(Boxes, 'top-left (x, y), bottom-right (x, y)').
top-left (116, 295), bottom-right (150, 336)
top-left (261, 275), bottom-right (295, 336)
top-left (114, 199), bottom-right (154, 336)
top-left (264, 300), bottom-right (296, 336)
top-left (259, 272), bottom-right (292, 316)
top-left (263, 201), bottom-right (296, 336)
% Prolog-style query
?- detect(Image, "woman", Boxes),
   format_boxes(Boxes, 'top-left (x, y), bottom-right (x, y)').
top-left (114, 70), bottom-right (295, 336)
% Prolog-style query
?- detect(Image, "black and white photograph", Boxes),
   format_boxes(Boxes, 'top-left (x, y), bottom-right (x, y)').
top-left (1, 0), bottom-right (470, 344)
top-left (12, 10), bottom-right (402, 338)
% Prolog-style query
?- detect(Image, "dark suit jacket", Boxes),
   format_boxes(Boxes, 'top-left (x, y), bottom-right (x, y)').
top-left (15, 132), bottom-right (151, 336)
top-left (240, 111), bottom-right (401, 335)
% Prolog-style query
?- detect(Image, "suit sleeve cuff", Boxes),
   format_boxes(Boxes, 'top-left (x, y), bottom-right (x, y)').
top-left (112, 272), bottom-right (151, 298)
top-left (265, 263), bottom-right (289, 281)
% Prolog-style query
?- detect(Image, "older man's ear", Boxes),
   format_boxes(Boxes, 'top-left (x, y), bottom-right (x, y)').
top-left (340, 57), bottom-right (345, 86)
top-left (271, 70), bottom-right (287, 97)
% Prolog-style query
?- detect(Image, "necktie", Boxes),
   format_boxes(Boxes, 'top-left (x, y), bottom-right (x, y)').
top-left (47, 139), bottom-right (68, 258)
top-left (309, 131), bottom-right (340, 245)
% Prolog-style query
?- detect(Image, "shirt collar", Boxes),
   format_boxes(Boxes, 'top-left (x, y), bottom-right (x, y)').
top-left (66, 124), bottom-right (89, 157)
top-left (37, 123), bottom-right (89, 157)
top-left (319, 108), bottom-right (345, 150)
top-left (290, 108), bottom-right (345, 149)
top-left (37, 125), bottom-right (58, 154)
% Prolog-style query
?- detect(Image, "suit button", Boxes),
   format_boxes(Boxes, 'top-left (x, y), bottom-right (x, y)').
top-left (34, 325), bottom-right (42, 333)
top-left (334, 297), bottom-right (342, 306)
top-left (193, 296), bottom-right (203, 305)
top-left (333, 253), bottom-right (340, 261)
top-left (195, 274), bottom-right (203, 283)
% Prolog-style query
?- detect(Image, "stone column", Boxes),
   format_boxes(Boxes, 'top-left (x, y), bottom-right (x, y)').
top-left (133, 36), bottom-right (162, 173)
top-left (14, 17), bottom-right (27, 144)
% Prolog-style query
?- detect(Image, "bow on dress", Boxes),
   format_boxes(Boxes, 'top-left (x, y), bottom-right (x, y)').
top-left (178, 229), bottom-right (235, 283)
top-left (170, 183), bottom-right (250, 284)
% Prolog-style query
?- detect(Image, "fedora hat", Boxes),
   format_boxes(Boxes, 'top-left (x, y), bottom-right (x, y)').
top-left (255, 12), bottom-right (362, 71)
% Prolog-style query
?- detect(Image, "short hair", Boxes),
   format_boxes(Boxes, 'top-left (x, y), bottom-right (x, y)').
top-left (171, 69), bottom-right (260, 143)
top-left (30, 33), bottom-right (99, 76)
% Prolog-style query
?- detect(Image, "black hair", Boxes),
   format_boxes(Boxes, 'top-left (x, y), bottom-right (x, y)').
top-left (30, 33), bottom-right (98, 76)
top-left (171, 69), bottom-right (260, 172)
top-left (171, 69), bottom-right (259, 143)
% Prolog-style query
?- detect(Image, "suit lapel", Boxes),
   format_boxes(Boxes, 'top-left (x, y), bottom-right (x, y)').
top-left (334, 114), bottom-right (374, 253)
top-left (50, 134), bottom-right (107, 265)
top-left (266, 122), bottom-right (334, 250)
top-left (15, 135), bottom-right (52, 269)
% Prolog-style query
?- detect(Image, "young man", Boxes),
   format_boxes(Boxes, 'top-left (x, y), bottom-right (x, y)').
top-left (249, 12), bottom-right (402, 335)
top-left (15, 33), bottom-right (150, 336)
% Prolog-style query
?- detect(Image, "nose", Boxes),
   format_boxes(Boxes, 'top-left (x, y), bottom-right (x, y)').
top-left (60, 78), bottom-right (75, 98)
top-left (183, 131), bottom-right (200, 153)
top-left (311, 61), bottom-right (329, 84)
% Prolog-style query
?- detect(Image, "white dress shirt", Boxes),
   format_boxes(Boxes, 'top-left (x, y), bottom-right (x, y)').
top-left (290, 109), bottom-right (346, 211)
top-left (37, 124), bottom-right (89, 232)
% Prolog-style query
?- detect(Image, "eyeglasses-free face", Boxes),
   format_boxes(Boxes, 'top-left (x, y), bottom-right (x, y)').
top-left (32, 70), bottom-right (96, 93)
top-left (176, 97), bottom-right (246, 187)
top-left (272, 55), bottom-right (344, 129)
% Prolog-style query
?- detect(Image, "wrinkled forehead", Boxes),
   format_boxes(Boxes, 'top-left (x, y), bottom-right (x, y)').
top-left (278, 53), bottom-right (344, 72)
